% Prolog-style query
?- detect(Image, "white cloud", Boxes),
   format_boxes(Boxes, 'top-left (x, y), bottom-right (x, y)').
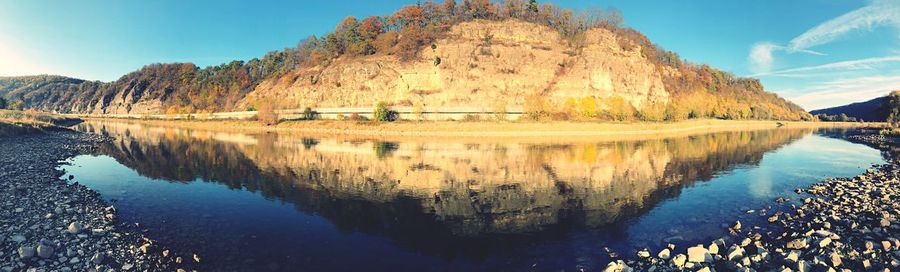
top-left (747, 0), bottom-right (900, 73)
top-left (748, 42), bottom-right (780, 73)
top-left (788, 0), bottom-right (900, 52)
top-left (752, 55), bottom-right (900, 77)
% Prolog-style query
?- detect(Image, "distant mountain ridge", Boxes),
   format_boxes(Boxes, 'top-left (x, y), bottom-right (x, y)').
top-left (810, 97), bottom-right (886, 122)
top-left (0, 1), bottom-right (812, 121)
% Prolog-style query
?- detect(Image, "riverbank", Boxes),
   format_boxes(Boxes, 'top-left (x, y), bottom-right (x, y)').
top-left (0, 129), bottom-right (186, 271)
top-left (603, 131), bottom-right (900, 271)
top-left (83, 118), bottom-right (879, 139)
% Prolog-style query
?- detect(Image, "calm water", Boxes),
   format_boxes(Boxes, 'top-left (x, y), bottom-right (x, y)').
top-left (61, 121), bottom-right (884, 271)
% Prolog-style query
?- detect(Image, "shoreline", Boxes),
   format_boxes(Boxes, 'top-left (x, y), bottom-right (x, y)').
top-left (0, 129), bottom-right (185, 271)
top-left (604, 130), bottom-right (900, 271)
top-left (82, 118), bottom-right (881, 140)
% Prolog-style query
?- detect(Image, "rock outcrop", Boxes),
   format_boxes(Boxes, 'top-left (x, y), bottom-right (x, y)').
top-left (243, 20), bottom-right (670, 110)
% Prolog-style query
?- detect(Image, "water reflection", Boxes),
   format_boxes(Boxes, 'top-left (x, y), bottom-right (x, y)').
top-left (72, 121), bottom-right (841, 270)
top-left (78, 122), bottom-right (812, 234)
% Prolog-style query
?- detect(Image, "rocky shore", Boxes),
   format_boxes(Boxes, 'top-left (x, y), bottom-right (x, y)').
top-left (0, 130), bottom-right (185, 271)
top-left (604, 133), bottom-right (900, 272)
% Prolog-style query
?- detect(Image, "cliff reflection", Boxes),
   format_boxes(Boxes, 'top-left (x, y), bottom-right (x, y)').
top-left (78, 122), bottom-right (810, 241)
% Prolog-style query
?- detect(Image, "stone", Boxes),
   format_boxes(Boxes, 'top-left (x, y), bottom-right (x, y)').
top-left (727, 245), bottom-right (745, 261)
top-left (658, 248), bottom-right (671, 259)
top-left (787, 238), bottom-right (808, 249)
top-left (18, 246), bottom-right (35, 259)
top-left (139, 243), bottom-right (150, 254)
top-left (67, 222), bottom-right (82, 234)
top-left (90, 253), bottom-right (104, 264)
top-left (121, 263), bottom-right (134, 270)
top-left (708, 243), bottom-right (719, 255)
top-left (882, 240), bottom-right (893, 250)
top-left (193, 254), bottom-right (201, 263)
top-left (768, 215), bottom-right (778, 223)
top-left (785, 250), bottom-right (799, 263)
top-left (881, 218), bottom-right (891, 227)
top-left (10, 235), bottom-right (26, 243)
top-left (637, 249), bottom-right (650, 258)
top-left (732, 221), bottom-right (742, 230)
top-left (36, 244), bottom-right (53, 259)
top-left (829, 252), bottom-right (842, 267)
top-left (672, 254), bottom-right (687, 268)
top-left (818, 237), bottom-right (832, 248)
top-left (796, 259), bottom-right (809, 272)
top-left (688, 246), bottom-right (711, 263)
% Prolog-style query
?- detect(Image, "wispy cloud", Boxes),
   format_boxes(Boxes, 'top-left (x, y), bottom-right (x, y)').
top-left (747, 0), bottom-right (900, 73)
top-left (751, 56), bottom-right (900, 77)
top-left (788, 0), bottom-right (900, 52)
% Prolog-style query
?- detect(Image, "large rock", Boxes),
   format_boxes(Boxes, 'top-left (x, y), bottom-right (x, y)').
top-left (687, 245), bottom-right (712, 263)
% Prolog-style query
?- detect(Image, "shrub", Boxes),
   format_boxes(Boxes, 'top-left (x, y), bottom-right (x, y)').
top-left (603, 96), bottom-right (634, 121)
top-left (524, 95), bottom-right (549, 121)
top-left (578, 96), bottom-right (598, 118)
top-left (412, 102), bottom-right (424, 121)
top-left (638, 101), bottom-right (666, 122)
top-left (336, 113), bottom-right (345, 120)
top-left (462, 114), bottom-right (481, 122)
top-left (374, 102), bottom-right (393, 122)
top-left (0, 97), bottom-right (6, 109)
top-left (492, 100), bottom-right (508, 121)
top-left (303, 107), bottom-right (317, 120)
top-left (349, 112), bottom-right (366, 121)
top-left (257, 101), bottom-right (279, 126)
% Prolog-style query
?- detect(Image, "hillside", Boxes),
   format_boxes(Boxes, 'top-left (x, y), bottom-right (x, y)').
top-left (0, 1), bottom-right (811, 121)
top-left (810, 96), bottom-right (886, 122)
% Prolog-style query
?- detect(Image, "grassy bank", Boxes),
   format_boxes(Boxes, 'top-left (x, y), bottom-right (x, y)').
top-left (0, 110), bottom-right (84, 137)
top-left (82, 118), bottom-right (881, 139)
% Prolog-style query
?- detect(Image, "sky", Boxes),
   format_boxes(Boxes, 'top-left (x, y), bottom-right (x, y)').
top-left (1, 0), bottom-right (898, 110)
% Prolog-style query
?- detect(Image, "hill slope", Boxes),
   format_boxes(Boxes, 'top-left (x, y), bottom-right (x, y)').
top-left (0, 2), bottom-right (811, 121)
top-left (810, 97), bottom-right (886, 122)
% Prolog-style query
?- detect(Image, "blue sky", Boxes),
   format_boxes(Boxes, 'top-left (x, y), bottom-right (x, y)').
top-left (1, 0), bottom-right (898, 110)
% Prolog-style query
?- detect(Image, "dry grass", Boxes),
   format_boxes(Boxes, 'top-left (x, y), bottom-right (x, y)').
top-left (81, 118), bottom-right (882, 140)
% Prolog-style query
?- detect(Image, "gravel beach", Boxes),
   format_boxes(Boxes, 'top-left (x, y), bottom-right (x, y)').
top-left (0, 130), bottom-right (185, 271)
top-left (604, 132), bottom-right (900, 272)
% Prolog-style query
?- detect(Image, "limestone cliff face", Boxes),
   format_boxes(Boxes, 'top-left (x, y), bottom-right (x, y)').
top-left (242, 20), bottom-right (670, 110)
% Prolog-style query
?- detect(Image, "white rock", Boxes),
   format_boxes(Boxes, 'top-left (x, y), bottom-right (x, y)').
top-left (687, 245), bottom-right (711, 263)
top-left (67, 222), bottom-right (82, 234)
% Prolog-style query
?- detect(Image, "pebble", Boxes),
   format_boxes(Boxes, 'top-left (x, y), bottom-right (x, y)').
top-left (18, 246), bottom-right (35, 259)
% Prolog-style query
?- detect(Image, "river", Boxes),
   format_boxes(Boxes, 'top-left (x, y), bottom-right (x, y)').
top-left (60, 121), bottom-right (884, 271)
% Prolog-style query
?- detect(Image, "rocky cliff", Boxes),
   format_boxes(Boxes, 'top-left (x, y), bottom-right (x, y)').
top-left (1, 19), bottom-right (810, 120)
top-left (243, 20), bottom-right (670, 110)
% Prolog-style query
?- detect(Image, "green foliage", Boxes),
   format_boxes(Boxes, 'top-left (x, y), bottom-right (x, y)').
top-left (373, 102), bottom-right (394, 122)
top-left (815, 113), bottom-right (857, 122)
top-left (303, 107), bottom-right (317, 120)
top-left (373, 141), bottom-right (398, 159)
top-left (882, 91), bottom-right (900, 125)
